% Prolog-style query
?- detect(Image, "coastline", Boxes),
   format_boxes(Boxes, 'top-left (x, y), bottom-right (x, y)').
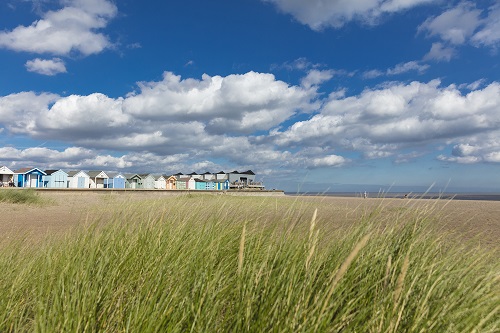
top-left (285, 192), bottom-right (500, 201)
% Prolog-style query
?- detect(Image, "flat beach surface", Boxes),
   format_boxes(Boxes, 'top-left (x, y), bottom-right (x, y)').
top-left (1, 191), bottom-right (499, 250)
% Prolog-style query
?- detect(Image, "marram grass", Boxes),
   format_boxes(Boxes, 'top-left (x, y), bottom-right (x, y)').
top-left (0, 195), bottom-right (498, 332)
top-left (0, 188), bottom-right (46, 205)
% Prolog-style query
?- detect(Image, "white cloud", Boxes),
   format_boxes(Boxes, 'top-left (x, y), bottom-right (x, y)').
top-left (301, 69), bottom-right (334, 88)
top-left (386, 61), bottom-right (430, 75)
top-left (423, 42), bottom-right (455, 62)
top-left (263, 0), bottom-right (434, 30)
top-left (471, 3), bottom-right (500, 48)
top-left (364, 60), bottom-right (429, 79)
top-left (0, 146), bottom-right (194, 172)
top-left (420, 2), bottom-right (500, 54)
top-left (25, 58), bottom-right (67, 75)
top-left (0, 0), bottom-right (117, 56)
top-left (0, 91), bottom-right (60, 134)
top-left (271, 80), bottom-right (500, 162)
top-left (308, 154), bottom-right (347, 168)
top-left (418, 2), bottom-right (482, 45)
top-left (123, 71), bottom-right (318, 134)
top-left (35, 93), bottom-right (128, 139)
top-left (3, 72), bottom-right (499, 170)
top-left (0, 71), bottom-right (322, 170)
top-left (438, 132), bottom-right (500, 164)
top-left (363, 69), bottom-right (384, 79)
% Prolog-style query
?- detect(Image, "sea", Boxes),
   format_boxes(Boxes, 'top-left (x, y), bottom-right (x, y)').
top-left (285, 192), bottom-right (500, 201)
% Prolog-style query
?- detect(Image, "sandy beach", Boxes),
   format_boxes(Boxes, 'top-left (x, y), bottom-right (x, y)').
top-left (1, 191), bottom-right (499, 249)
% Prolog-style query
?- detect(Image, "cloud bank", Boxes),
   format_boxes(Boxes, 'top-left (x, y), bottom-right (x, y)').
top-left (1, 70), bottom-right (499, 175)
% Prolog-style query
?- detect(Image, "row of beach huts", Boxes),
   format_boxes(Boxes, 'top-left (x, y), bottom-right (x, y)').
top-left (0, 166), bottom-right (264, 190)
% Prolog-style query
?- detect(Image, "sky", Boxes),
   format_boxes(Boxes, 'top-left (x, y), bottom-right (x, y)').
top-left (0, 0), bottom-right (499, 193)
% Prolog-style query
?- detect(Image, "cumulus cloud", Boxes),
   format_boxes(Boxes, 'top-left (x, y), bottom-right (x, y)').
top-left (25, 58), bottom-right (67, 75)
top-left (2, 71), bottom-right (499, 171)
top-left (0, 71), bottom-right (323, 170)
top-left (0, 91), bottom-right (60, 134)
top-left (271, 80), bottom-right (500, 162)
top-left (420, 2), bottom-right (500, 56)
top-left (263, 0), bottom-right (434, 30)
top-left (418, 2), bottom-right (482, 45)
top-left (123, 71), bottom-right (318, 134)
top-left (438, 132), bottom-right (500, 164)
top-left (0, 146), bottom-right (195, 172)
top-left (0, 0), bottom-right (117, 56)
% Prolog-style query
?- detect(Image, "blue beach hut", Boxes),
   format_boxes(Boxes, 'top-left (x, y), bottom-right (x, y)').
top-left (14, 167), bottom-right (46, 188)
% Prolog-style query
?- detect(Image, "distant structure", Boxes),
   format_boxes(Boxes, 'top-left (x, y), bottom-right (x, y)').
top-left (0, 165), bottom-right (264, 190)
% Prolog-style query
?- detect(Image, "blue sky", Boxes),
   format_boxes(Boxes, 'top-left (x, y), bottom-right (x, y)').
top-left (0, 0), bottom-right (499, 192)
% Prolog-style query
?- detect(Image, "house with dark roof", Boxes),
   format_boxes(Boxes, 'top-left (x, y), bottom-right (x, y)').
top-left (43, 169), bottom-right (68, 188)
top-left (14, 167), bottom-right (46, 188)
top-left (125, 174), bottom-right (142, 189)
top-left (88, 171), bottom-right (109, 189)
top-left (139, 174), bottom-right (156, 189)
top-left (227, 170), bottom-right (256, 185)
top-left (155, 175), bottom-right (167, 189)
top-left (67, 170), bottom-right (90, 188)
top-left (105, 172), bottom-right (126, 189)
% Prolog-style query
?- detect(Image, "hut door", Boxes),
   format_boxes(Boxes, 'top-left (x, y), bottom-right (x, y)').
top-left (30, 177), bottom-right (38, 187)
top-left (77, 177), bottom-right (85, 188)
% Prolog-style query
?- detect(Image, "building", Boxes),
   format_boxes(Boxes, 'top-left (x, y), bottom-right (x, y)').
top-left (43, 170), bottom-right (68, 188)
top-left (105, 172), bottom-right (126, 189)
top-left (125, 174), bottom-right (142, 189)
top-left (88, 171), bottom-right (109, 189)
top-left (14, 168), bottom-right (46, 188)
top-left (0, 166), bottom-right (14, 186)
top-left (67, 170), bottom-right (90, 188)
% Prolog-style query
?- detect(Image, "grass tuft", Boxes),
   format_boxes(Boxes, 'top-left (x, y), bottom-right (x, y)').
top-left (0, 196), bottom-right (498, 332)
top-left (0, 188), bottom-right (47, 205)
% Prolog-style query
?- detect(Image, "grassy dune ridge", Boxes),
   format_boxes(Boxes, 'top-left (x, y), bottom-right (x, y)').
top-left (0, 194), bottom-right (498, 332)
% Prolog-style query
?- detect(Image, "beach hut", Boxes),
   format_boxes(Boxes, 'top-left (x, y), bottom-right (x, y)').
top-left (214, 179), bottom-right (230, 190)
top-left (88, 171), bottom-right (109, 189)
top-left (105, 172), bottom-right (126, 189)
top-left (195, 179), bottom-right (206, 190)
top-left (0, 166), bottom-right (14, 186)
top-left (188, 177), bottom-right (196, 190)
top-left (175, 175), bottom-right (190, 190)
top-left (140, 174), bottom-right (156, 189)
top-left (155, 175), bottom-right (167, 189)
top-left (204, 179), bottom-right (215, 190)
top-left (166, 175), bottom-right (177, 189)
top-left (43, 170), bottom-right (68, 188)
top-left (67, 171), bottom-right (90, 188)
top-left (13, 168), bottom-right (46, 188)
top-left (125, 174), bottom-right (142, 189)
